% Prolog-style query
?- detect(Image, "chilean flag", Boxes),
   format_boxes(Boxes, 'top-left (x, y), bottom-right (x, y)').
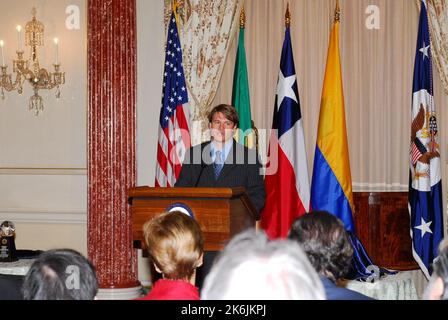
top-left (260, 26), bottom-right (310, 239)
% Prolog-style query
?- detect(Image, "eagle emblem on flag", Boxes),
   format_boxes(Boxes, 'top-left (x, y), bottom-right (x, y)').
top-left (409, 0), bottom-right (444, 279)
top-left (410, 103), bottom-right (440, 181)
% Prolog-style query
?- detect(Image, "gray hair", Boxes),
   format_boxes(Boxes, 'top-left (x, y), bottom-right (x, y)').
top-left (424, 238), bottom-right (448, 300)
top-left (201, 229), bottom-right (325, 300)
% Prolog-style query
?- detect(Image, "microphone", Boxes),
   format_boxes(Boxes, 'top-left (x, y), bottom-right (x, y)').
top-left (194, 163), bottom-right (207, 187)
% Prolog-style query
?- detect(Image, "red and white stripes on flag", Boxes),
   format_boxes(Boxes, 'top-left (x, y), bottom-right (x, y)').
top-left (155, 12), bottom-right (191, 187)
top-left (411, 142), bottom-right (423, 165)
top-left (156, 105), bottom-right (190, 187)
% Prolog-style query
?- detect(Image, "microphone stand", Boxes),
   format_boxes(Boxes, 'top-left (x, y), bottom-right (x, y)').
top-left (194, 163), bottom-right (207, 187)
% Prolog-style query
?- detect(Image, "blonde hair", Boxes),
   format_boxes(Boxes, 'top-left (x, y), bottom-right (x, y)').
top-left (143, 211), bottom-right (204, 280)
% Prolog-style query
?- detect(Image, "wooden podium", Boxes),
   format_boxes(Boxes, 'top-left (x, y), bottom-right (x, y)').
top-left (128, 187), bottom-right (257, 251)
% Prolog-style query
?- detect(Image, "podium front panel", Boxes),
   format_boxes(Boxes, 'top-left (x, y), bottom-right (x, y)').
top-left (132, 197), bottom-right (254, 252)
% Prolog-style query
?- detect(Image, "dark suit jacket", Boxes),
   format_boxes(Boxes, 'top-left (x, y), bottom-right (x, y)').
top-left (320, 276), bottom-right (374, 300)
top-left (175, 140), bottom-right (265, 219)
top-left (0, 274), bottom-right (24, 300)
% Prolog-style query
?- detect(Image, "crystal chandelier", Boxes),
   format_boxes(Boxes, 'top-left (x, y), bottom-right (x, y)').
top-left (0, 7), bottom-right (65, 116)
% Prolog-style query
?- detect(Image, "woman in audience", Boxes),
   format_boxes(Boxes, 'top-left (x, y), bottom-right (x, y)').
top-left (288, 211), bottom-right (373, 300)
top-left (139, 211), bottom-right (204, 300)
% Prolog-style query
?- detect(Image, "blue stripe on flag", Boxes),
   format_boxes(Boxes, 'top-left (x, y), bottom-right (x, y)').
top-left (311, 146), bottom-right (355, 233)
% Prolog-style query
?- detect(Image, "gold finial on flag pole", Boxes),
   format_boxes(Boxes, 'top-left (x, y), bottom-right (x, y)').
top-left (172, 0), bottom-right (181, 26)
top-left (172, 0), bottom-right (178, 12)
top-left (334, 0), bottom-right (341, 22)
top-left (240, 6), bottom-right (246, 29)
top-left (285, 2), bottom-right (291, 28)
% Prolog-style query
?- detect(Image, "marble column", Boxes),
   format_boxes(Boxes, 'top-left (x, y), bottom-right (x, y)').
top-left (87, 0), bottom-right (140, 299)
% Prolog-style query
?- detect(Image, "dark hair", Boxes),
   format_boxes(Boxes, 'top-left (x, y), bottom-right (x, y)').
top-left (288, 211), bottom-right (353, 282)
top-left (433, 239), bottom-right (448, 299)
top-left (22, 249), bottom-right (99, 300)
top-left (207, 104), bottom-right (239, 126)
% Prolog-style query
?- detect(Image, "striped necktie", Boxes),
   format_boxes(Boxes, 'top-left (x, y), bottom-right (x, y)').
top-left (213, 150), bottom-right (224, 179)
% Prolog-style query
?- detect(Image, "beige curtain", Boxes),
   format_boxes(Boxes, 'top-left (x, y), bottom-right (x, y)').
top-left (421, 0), bottom-right (448, 95)
top-left (165, 0), bottom-right (242, 145)
top-left (214, 0), bottom-right (448, 194)
top-left (213, 0), bottom-right (448, 296)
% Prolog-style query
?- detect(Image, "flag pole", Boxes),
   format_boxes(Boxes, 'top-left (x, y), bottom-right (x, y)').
top-left (334, 0), bottom-right (340, 22)
top-left (285, 2), bottom-right (291, 28)
top-left (172, 0), bottom-right (178, 12)
top-left (240, 6), bottom-right (246, 29)
top-left (172, 0), bottom-right (180, 26)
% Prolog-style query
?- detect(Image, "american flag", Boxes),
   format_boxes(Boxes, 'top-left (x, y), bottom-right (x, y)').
top-left (411, 138), bottom-right (426, 165)
top-left (155, 12), bottom-right (191, 187)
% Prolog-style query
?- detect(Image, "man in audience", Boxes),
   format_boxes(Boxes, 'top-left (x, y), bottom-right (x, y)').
top-left (288, 211), bottom-right (373, 300)
top-left (22, 249), bottom-right (98, 300)
top-left (201, 229), bottom-right (325, 300)
top-left (139, 211), bottom-right (204, 300)
top-left (423, 238), bottom-right (448, 300)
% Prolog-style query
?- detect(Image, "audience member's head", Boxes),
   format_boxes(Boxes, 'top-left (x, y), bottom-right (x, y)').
top-left (423, 238), bottom-right (448, 300)
top-left (143, 211), bottom-right (204, 283)
top-left (201, 229), bottom-right (325, 300)
top-left (288, 211), bottom-right (353, 282)
top-left (22, 249), bottom-right (98, 300)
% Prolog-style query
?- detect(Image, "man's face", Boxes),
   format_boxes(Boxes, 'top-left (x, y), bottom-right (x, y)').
top-left (209, 112), bottom-right (236, 143)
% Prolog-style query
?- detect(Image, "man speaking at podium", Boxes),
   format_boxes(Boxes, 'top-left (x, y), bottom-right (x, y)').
top-left (175, 104), bottom-right (266, 289)
top-left (175, 104), bottom-right (265, 216)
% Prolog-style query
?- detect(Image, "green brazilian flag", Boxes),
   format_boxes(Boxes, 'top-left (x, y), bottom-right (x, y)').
top-left (232, 26), bottom-right (255, 148)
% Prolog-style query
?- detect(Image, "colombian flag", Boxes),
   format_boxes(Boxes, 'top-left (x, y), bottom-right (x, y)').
top-left (310, 10), bottom-right (390, 279)
top-left (310, 18), bottom-right (354, 231)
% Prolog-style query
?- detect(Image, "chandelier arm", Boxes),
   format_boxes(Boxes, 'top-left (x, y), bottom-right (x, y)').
top-left (1, 77), bottom-right (14, 92)
top-left (11, 72), bottom-right (24, 92)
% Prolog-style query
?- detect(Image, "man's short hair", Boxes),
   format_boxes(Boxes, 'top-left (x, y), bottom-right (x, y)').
top-left (22, 249), bottom-right (98, 300)
top-left (143, 211), bottom-right (204, 280)
top-left (201, 229), bottom-right (325, 300)
top-left (207, 104), bottom-right (239, 126)
top-left (288, 211), bottom-right (353, 282)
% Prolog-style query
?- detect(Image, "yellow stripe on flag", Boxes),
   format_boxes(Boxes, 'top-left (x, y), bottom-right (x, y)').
top-left (316, 21), bottom-right (354, 213)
